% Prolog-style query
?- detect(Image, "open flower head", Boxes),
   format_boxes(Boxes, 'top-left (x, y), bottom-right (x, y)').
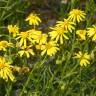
top-left (16, 31), bottom-right (33, 47)
top-left (74, 51), bottom-right (90, 67)
top-left (8, 25), bottom-right (19, 37)
top-left (49, 26), bottom-right (69, 44)
top-left (26, 29), bottom-right (40, 44)
top-left (31, 30), bottom-right (48, 44)
top-left (18, 45), bottom-right (35, 58)
top-left (25, 13), bottom-right (41, 26)
top-left (0, 56), bottom-right (15, 81)
top-left (0, 40), bottom-right (13, 51)
top-left (28, 29), bottom-right (42, 36)
top-left (56, 18), bottom-right (75, 32)
top-left (68, 9), bottom-right (86, 23)
top-left (87, 25), bottom-right (96, 41)
top-left (76, 30), bottom-right (87, 40)
top-left (41, 41), bottom-right (59, 56)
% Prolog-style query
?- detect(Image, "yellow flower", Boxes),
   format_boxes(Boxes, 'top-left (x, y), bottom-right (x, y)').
top-left (74, 51), bottom-right (90, 67)
top-left (16, 31), bottom-right (33, 47)
top-left (25, 13), bottom-right (41, 26)
top-left (36, 44), bottom-right (43, 50)
top-left (31, 30), bottom-right (48, 44)
top-left (87, 25), bottom-right (96, 41)
top-left (18, 46), bottom-right (35, 58)
top-left (0, 40), bottom-right (13, 51)
top-left (56, 19), bottom-right (75, 32)
top-left (28, 29), bottom-right (41, 36)
top-left (0, 56), bottom-right (15, 81)
top-left (68, 9), bottom-right (86, 23)
top-left (49, 26), bottom-right (69, 44)
top-left (76, 30), bottom-right (86, 40)
top-left (8, 25), bottom-right (19, 37)
top-left (41, 41), bottom-right (59, 56)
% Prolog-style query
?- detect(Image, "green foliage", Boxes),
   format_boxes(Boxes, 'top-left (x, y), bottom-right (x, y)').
top-left (0, 0), bottom-right (96, 96)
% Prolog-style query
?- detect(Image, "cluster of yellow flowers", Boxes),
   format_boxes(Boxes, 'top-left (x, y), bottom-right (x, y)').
top-left (0, 56), bottom-right (15, 81)
top-left (0, 56), bottom-right (30, 81)
top-left (0, 9), bottom-right (95, 82)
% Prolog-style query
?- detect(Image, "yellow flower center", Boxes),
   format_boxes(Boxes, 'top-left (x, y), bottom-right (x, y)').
top-left (12, 27), bottom-right (17, 33)
top-left (31, 16), bottom-right (36, 20)
top-left (80, 54), bottom-right (88, 60)
top-left (38, 34), bottom-right (45, 41)
top-left (46, 44), bottom-right (52, 49)
top-left (64, 20), bottom-right (70, 26)
top-left (0, 63), bottom-right (5, 69)
top-left (79, 30), bottom-right (86, 35)
top-left (73, 10), bottom-right (81, 16)
top-left (21, 32), bottom-right (29, 39)
top-left (57, 28), bottom-right (65, 35)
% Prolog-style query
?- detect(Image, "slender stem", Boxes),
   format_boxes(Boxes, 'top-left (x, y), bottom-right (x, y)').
top-left (5, 81), bottom-right (12, 96)
top-left (71, 0), bottom-right (76, 9)
top-left (80, 67), bottom-right (82, 96)
top-left (61, 30), bottom-right (76, 77)
top-left (0, 0), bottom-right (11, 20)
top-left (19, 55), bottom-right (47, 96)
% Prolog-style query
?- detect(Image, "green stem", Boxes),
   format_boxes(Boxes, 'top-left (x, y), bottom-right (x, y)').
top-left (80, 67), bottom-right (82, 96)
top-left (61, 31), bottom-right (76, 77)
top-left (5, 81), bottom-right (12, 96)
top-left (19, 56), bottom-right (47, 96)
top-left (71, 0), bottom-right (76, 9)
top-left (0, 0), bottom-right (11, 21)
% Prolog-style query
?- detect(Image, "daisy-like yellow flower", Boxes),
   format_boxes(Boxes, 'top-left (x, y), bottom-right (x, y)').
top-left (18, 46), bottom-right (35, 58)
top-left (8, 25), bottom-right (19, 37)
top-left (49, 26), bottom-right (69, 44)
top-left (25, 13), bottom-right (41, 26)
top-left (74, 51), bottom-right (90, 67)
top-left (41, 41), bottom-right (59, 56)
top-left (27, 29), bottom-right (41, 35)
top-left (68, 9), bottom-right (86, 23)
top-left (31, 30), bottom-right (48, 44)
top-left (76, 30), bottom-right (87, 40)
top-left (16, 31), bottom-right (33, 47)
top-left (87, 25), bottom-right (96, 41)
top-left (56, 19), bottom-right (75, 32)
top-left (0, 56), bottom-right (15, 81)
top-left (0, 40), bottom-right (13, 51)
